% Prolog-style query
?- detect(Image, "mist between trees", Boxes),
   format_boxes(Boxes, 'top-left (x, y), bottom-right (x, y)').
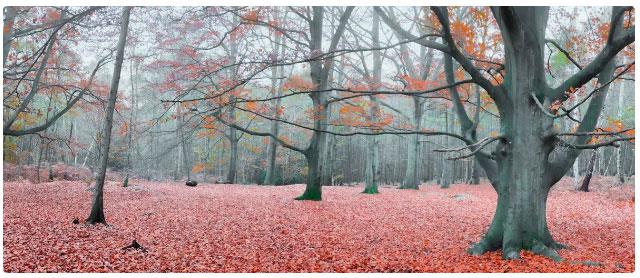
top-left (2, 6), bottom-right (635, 260)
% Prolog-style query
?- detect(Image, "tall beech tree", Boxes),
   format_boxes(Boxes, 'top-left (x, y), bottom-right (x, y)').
top-left (377, 6), bottom-right (634, 260)
top-left (86, 6), bottom-right (132, 224)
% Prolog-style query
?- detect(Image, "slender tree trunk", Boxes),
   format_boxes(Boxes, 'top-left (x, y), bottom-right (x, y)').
top-left (441, 112), bottom-right (455, 188)
top-left (36, 137), bottom-right (45, 183)
top-left (469, 159), bottom-right (480, 184)
top-left (2, 6), bottom-right (16, 66)
top-left (363, 134), bottom-right (380, 194)
top-left (616, 68), bottom-right (626, 183)
top-left (125, 54), bottom-right (137, 183)
top-left (400, 99), bottom-right (421, 189)
top-left (363, 9), bottom-right (383, 194)
top-left (263, 67), bottom-right (283, 185)
top-left (86, 7), bottom-right (131, 225)
top-left (579, 150), bottom-right (597, 192)
top-left (177, 105), bottom-right (191, 181)
top-left (226, 133), bottom-right (238, 183)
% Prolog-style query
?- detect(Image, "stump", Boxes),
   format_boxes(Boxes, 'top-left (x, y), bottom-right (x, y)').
top-left (122, 239), bottom-right (145, 251)
top-left (186, 180), bottom-right (198, 187)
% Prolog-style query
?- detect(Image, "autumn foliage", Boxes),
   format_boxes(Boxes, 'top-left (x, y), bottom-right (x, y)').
top-left (3, 178), bottom-right (634, 272)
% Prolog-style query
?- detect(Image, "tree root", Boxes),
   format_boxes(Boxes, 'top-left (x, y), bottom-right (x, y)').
top-left (549, 241), bottom-right (570, 250)
top-left (362, 187), bottom-right (379, 194)
top-left (503, 247), bottom-right (521, 260)
top-left (531, 240), bottom-right (563, 262)
top-left (467, 238), bottom-right (498, 255)
top-left (468, 239), bottom-right (565, 262)
top-left (122, 239), bottom-right (146, 252)
top-left (294, 191), bottom-right (322, 201)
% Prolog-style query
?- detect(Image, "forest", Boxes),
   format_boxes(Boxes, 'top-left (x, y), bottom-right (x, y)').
top-left (2, 5), bottom-right (636, 273)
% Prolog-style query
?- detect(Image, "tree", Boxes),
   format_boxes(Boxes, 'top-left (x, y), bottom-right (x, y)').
top-left (262, 10), bottom-right (288, 185)
top-left (86, 6), bottom-right (132, 225)
top-left (3, 7), bottom-right (103, 137)
top-left (378, 6), bottom-right (634, 260)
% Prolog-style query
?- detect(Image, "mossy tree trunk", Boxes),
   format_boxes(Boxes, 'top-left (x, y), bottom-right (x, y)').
top-left (386, 6), bottom-right (636, 261)
top-left (295, 7), bottom-right (353, 200)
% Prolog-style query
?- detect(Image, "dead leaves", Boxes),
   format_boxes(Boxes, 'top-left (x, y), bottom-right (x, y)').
top-left (2, 179), bottom-right (634, 272)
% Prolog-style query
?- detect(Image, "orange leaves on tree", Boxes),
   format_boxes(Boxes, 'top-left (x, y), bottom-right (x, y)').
top-left (282, 75), bottom-right (315, 92)
top-left (333, 102), bottom-right (394, 130)
top-left (179, 46), bottom-right (198, 59)
top-left (450, 20), bottom-right (475, 54)
top-left (590, 118), bottom-right (635, 144)
top-left (46, 9), bottom-right (61, 22)
top-left (304, 105), bottom-right (326, 121)
top-left (549, 100), bottom-right (563, 114)
top-left (399, 74), bottom-right (430, 91)
top-left (245, 101), bottom-right (257, 111)
top-left (191, 163), bottom-right (206, 174)
top-left (243, 9), bottom-right (261, 25)
top-left (597, 22), bottom-right (611, 43)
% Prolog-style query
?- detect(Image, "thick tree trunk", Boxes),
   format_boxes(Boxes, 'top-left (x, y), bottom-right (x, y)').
top-left (86, 7), bottom-right (131, 225)
top-left (469, 7), bottom-right (564, 260)
top-left (296, 150), bottom-right (322, 200)
top-left (296, 6), bottom-right (352, 200)
top-left (469, 110), bottom-right (562, 260)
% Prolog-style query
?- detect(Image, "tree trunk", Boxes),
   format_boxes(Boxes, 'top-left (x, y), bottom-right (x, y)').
top-left (226, 134), bottom-right (238, 184)
top-left (263, 119), bottom-right (279, 184)
top-left (86, 7), bottom-right (131, 225)
top-left (615, 67), bottom-right (626, 183)
top-left (441, 112), bottom-right (455, 188)
top-left (579, 150), bottom-right (597, 192)
top-left (295, 6), bottom-right (344, 200)
top-left (177, 104), bottom-right (192, 181)
top-left (363, 135), bottom-right (380, 194)
top-left (2, 6), bottom-right (17, 66)
top-left (400, 98), bottom-right (421, 189)
top-left (468, 7), bottom-right (563, 260)
top-left (296, 149), bottom-right (322, 200)
top-left (470, 159), bottom-right (480, 184)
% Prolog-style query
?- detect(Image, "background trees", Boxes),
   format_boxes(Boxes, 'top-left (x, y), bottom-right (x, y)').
top-left (3, 5), bottom-right (635, 260)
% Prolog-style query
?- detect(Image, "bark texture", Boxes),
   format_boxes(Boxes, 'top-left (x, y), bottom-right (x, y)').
top-left (86, 7), bottom-right (131, 224)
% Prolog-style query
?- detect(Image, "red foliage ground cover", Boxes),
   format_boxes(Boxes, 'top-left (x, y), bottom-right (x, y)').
top-left (2, 178), bottom-right (634, 272)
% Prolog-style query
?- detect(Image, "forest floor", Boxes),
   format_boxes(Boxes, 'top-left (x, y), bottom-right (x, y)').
top-left (2, 176), bottom-right (635, 272)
